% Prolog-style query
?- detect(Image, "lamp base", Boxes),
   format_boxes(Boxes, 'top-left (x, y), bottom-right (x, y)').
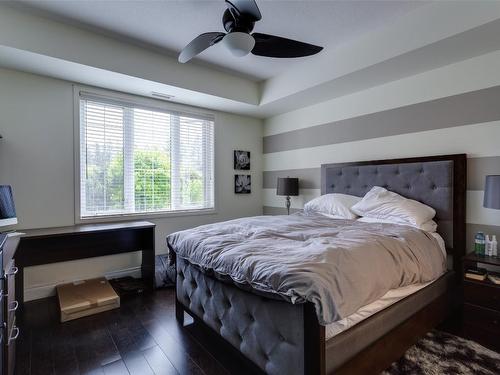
top-left (285, 196), bottom-right (291, 215)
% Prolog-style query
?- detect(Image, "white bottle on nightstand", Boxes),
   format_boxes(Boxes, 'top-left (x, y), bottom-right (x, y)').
top-left (492, 235), bottom-right (498, 257)
top-left (485, 235), bottom-right (492, 256)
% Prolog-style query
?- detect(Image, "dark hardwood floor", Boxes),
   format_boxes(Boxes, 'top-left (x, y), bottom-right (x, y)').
top-left (16, 287), bottom-right (468, 375)
top-left (16, 288), bottom-right (253, 375)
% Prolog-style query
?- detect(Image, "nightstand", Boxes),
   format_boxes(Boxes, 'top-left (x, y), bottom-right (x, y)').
top-left (462, 254), bottom-right (500, 352)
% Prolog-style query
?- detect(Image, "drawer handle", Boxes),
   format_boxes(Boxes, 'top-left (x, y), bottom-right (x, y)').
top-left (8, 326), bottom-right (19, 345)
top-left (6, 267), bottom-right (18, 277)
top-left (8, 300), bottom-right (18, 312)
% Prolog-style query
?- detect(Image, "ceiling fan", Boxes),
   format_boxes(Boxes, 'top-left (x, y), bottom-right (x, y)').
top-left (178, 0), bottom-right (323, 63)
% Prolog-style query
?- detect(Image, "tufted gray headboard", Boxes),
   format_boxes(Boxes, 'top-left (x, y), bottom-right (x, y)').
top-left (321, 154), bottom-right (466, 272)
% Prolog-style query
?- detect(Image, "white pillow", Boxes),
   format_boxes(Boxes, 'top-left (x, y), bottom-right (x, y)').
top-left (304, 193), bottom-right (361, 219)
top-left (351, 186), bottom-right (436, 227)
top-left (357, 216), bottom-right (438, 232)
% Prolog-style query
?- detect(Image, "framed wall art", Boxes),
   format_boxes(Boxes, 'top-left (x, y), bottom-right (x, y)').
top-left (235, 174), bottom-right (251, 194)
top-left (234, 150), bottom-right (250, 170)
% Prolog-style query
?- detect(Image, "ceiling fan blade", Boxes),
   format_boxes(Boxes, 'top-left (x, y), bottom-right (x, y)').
top-left (251, 33), bottom-right (323, 58)
top-left (178, 32), bottom-right (225, 63)
top-left (225, 0), bottom-right (262, 21)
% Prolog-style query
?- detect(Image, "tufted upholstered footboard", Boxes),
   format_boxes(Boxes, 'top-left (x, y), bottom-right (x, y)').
top-left (175, 257), bottom-right (324, 375)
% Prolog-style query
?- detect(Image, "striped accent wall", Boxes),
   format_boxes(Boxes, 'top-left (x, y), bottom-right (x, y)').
top-left (263, 52), bottom-right (500, 251)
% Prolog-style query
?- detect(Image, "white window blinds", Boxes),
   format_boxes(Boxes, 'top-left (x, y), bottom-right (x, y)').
top-left (79, 94), bottom-right (214, 218)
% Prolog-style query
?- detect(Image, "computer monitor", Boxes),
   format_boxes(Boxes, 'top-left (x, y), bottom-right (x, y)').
top-left (0, 185), bottom-right (17, 227)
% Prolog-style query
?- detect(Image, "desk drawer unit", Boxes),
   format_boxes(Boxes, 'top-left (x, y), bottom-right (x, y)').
top-left (5, 261), bottom-right (18, 343)
top-left (2, 239), bottom-right (19, 375)
top-left (0, 248), bottom-right (2, 375)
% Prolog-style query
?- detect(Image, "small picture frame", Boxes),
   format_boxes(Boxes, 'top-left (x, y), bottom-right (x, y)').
top-left (234, 150), bottom-right (250, 170)
top-left (235, 175), bottom-right (251, 194)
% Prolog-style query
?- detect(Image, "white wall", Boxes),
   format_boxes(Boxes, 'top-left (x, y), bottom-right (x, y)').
top-left (0, 67), bottom-right (263, 301)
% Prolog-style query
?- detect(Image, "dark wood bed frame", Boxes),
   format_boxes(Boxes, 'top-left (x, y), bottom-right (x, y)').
top-left (175, 154), bottom-right (467, 375)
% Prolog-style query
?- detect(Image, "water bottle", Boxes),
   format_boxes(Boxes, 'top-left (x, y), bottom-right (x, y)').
top-left (492, 235), bottom-right (498, 257)
top-left (475, 232), bottom-right (486, 255)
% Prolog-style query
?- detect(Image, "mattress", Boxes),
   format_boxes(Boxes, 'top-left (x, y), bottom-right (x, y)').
top-left (325, 231), bottom-right (446, 340)
top-left (326, 280), bottom-right (433, 340)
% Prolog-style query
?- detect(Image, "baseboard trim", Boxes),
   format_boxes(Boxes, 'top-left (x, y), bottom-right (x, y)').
top-left (24, 266), bottom-right (142, 302)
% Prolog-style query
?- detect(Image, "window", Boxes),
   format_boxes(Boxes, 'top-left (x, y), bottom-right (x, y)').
top-left (78, 93), bottom-right (214, 219)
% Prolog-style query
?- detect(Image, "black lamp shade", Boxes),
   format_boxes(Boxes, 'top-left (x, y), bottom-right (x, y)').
top-left (484, 175), bottom-right (500, 209)
top-left (277, 177), bottom-right (299, 196)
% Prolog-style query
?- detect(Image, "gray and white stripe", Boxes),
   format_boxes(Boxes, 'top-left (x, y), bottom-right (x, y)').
top-left (264, 85), bottom-right (500, 154)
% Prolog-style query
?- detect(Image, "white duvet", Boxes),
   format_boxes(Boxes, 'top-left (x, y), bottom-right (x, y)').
top-left (167, 213), bottom-right (446, 325)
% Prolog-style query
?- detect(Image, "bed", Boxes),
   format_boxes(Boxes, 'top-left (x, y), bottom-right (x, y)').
top-left (168, 154), bottom-right (466, 375)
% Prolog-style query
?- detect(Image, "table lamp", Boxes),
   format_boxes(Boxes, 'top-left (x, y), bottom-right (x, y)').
top-left (277, 177), bottom-right (299, 215)
top-left (484, 175), bottom-right (500, 209)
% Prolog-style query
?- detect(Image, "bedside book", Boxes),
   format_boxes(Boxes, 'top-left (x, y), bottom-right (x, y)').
top-left (487, 271), bottom-right (500, 285)
top-left (464, 267), bottom-right (487, 281)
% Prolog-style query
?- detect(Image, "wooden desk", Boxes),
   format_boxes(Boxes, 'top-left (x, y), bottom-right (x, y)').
top-left (15, 221), bottom-right (155, 306)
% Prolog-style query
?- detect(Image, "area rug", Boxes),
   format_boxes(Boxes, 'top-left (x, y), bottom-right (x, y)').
top-left (383, 330), bottom-right (500, 375)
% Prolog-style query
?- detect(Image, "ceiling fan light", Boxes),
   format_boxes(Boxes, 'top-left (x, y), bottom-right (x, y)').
top-left (222, 32), bottom-right (255, 57)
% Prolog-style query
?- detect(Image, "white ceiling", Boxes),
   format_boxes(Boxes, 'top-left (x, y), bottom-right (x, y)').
top-left (3, 1), bottom-right (498, 118)
top-left (12, 0), bottom-right (428, 81)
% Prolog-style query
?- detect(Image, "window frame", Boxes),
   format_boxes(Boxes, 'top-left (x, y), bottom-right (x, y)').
top-left (73, 85), bottom-right (217, 223)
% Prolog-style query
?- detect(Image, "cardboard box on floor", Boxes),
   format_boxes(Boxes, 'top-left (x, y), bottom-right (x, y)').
top-left (57, 277), bottom-right (120, 322)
